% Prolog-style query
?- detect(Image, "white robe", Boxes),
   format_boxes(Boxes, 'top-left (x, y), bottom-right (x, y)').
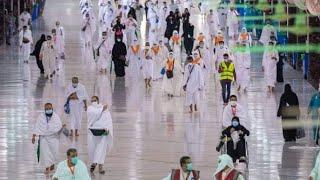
top-left (207, 11), bottom-right (220, 37)
top-left (198, 47), bottom-right (212, 79)
top-left (183, 63), bottom-right (204, 106)
top-left (87, 104), bottom-right (113, 164)
top-left (40, 41), bottom-right (57, 77)
top-left (222, 103), bottom-right (248, 128)
top-left (32, 113), bottom-right (62, 168)
top-left (96, 39), bottom-right (112, 70)
top-left (128, 45), bottom-right (142, 78)
top-left (81, 17), bottom-right (96, 44)
top-left (226, 10), bottom-right (239, 37)
top-left (163, 169), bottom-right (200, 180)
top-left (54, 26), bottom-right (65, 56)
top-left (148, 8), bottom-right (159, 45)
top-left (53, 160), bottom-right (91, 180)
top-left (142, 49), bottom-right (153, 79)
top-left (158, 7), bottom-right (169, 38)
top-left (151, 47), bottom-right (164, 79)
top-left (65, 83), bottom-right (88, 130)
top-left (259, 25), bottom-right (277, 46)
top-left (170, 38), bottom-right (182, 64)
top-left (19, 30), bottom-right (33, 61)
top-left (262, 49), bottom-right (279, 88)
top-left (234, 50), bottom-right (251, 89)
top-left (126, 18), bottom-right (138, 47)
top-left (162, 59), bottom-right (183, 96)
top-left (100, 6), bottom-right (115, 34)
top-left (19, 12), bottom-right (31, 30)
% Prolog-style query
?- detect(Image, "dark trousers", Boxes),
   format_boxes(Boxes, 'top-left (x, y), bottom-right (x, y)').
top-left (227, 139), bottom-right (246, 162)
top-left (184, 38), bottom-right (194, 56)
top-left (220, 80), bottom-right (232, 103)
top-left (35, 55), bottom-right (44, 73)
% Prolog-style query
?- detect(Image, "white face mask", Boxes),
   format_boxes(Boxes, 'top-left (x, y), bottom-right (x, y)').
top-left (91, 102), bottom-right (98, 106)
top-left (230, 101), bottom-right (237, 106)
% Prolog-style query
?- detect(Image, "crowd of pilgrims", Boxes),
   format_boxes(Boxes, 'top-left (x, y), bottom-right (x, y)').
top-left (19, 0), bottom-right (310, 179)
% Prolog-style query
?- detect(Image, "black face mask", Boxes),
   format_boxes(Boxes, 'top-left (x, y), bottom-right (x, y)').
top-left (46, 113), bottom-right (53, 117)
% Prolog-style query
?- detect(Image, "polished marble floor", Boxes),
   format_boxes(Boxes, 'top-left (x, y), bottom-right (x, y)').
top-left (0, 0), bottom-right (319, 179)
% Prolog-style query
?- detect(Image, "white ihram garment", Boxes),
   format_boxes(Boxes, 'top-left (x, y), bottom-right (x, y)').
top-left (262, 49), bottom-right (279, 88)
top-left (19, 30), bottom-right (33, 61)
top-left (87, 104), bottom-right (113, 164)
top-left (183, 63), bottom-right (204, 106)
top-left (32, 113), bottom-right (62, 168)
top-left (234, 50), bottom-right (251, 90)
top-left (65, 83), bottom-right (88, 130)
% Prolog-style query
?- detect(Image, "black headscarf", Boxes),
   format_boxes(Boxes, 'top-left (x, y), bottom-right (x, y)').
top-left (277, 84), bottom-right (300, 117)
top-left (32, 34), bottom-right (46, 56)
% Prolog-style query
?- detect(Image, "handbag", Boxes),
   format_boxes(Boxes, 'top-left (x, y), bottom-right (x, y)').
top-left (296, 127), bottom-right (306, 139)
top-left (89, 129), bottom-right (108, 136)
top-left (22, 37), bottom-right (30, 43)
top-left (64, 99), bottom-right (70, 114)
top-left (160, 67), bottom-right (166, 75)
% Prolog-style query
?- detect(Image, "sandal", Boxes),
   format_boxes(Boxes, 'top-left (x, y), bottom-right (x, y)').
top-left (90, 164), bottom-right (96, 173)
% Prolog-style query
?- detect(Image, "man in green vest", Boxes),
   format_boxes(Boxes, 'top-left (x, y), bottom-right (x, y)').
top-left (219, 53), bottom-right (236, 106)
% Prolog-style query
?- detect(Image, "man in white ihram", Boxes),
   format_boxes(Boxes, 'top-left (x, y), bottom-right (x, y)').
top-left (40, 35), bottom-right (56, 79)
top-left (87, 96), bottom-right (113, 174)
top-left (19, 8), bottom-right (31, 31)
top-left (234, 42), bottom-right (251, 92)
top-left (53, 21), bottom-right (65, 59)
top-left (19, 25), bottom-right (33, 63)
top-left (222, 95), bottom-right (248, 129)
top-left (65, 77), bottom-right (88, 136)
top-left (31, 103), bottom-right (64, 175)
top-left (183, 56), bottom-right (205, 113)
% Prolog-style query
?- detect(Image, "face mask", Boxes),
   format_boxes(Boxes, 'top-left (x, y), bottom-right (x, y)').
top-left (186, 163), bottom-right (193, 171)
top-left (200, 44), bottom-right (204, 48)
top-left (45, 109), bottom-right (53, 117)
top-left (102, 35), bottom-right (107, 39)
top-left (72, 83), bottom-right (78, 88)
top-left (117, 39), bottom-right (121, 42)
top-left (224, 57), bottom-right (228, 61)
top-left (230, 101), bottom-right (237, 106)
top-left (232, 121), bottom-right (239, 127)
top-left (71, 157), bottom-right (78, 165)
top-left (220, 45), bottom-right (224, 49)
top-left (91, 102), bottom-right (98, 106)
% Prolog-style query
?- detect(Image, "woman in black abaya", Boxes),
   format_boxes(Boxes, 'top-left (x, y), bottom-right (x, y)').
top-left (112, 38), bottom-right (127, 77)
top-left (277, 84), bottom-right (300, 141)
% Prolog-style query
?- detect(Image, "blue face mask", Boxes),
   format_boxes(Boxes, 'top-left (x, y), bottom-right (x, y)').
top-left (45, 109), bottom-right (53, 117)
top-left (186, 163), bottom-right (193, 171)
top-left (71, 157), bottom-right (78, 165)
top-left (232, 121), bottom-right (239, 127)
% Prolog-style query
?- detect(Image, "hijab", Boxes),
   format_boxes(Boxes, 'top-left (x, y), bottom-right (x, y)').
top-left (214, 154), bottom-right (234, 176)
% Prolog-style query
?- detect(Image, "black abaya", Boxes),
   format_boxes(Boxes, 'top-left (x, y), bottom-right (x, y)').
top-left (277, 84), bottom-right (300, 141)
top-left (277, 53), bottom-right (284, 82)
top-left (31, 35), bottom-right (46, 73)
top-left (182, 23), bottom-right (194, 56)
top-left (112, 41), bottom-right (127, 77)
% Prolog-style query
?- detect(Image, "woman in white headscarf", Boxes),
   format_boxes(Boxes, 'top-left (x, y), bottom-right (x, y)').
top-left (213, 154), bottom-right (245, 180)
top-left (237, 27), bottom-right (252, 47)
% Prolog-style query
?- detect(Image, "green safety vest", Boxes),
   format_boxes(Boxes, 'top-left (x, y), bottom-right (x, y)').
top-left (220, 61), bottom-right (235, 81)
